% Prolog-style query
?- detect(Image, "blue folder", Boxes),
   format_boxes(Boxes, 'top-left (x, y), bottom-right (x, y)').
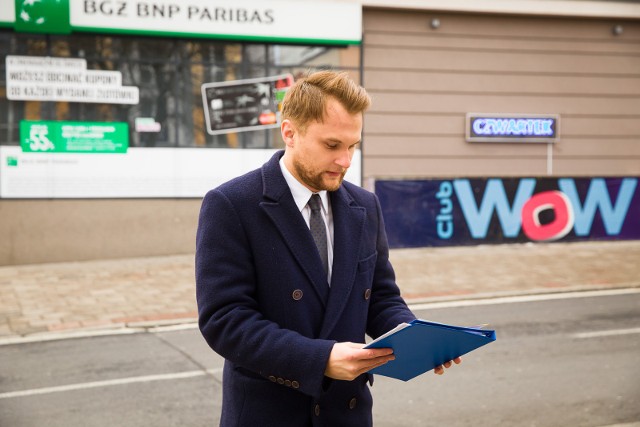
top-left (364, 319), bottom-right (496, 381)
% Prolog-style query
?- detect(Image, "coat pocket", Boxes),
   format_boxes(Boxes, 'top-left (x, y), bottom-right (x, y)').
top-left (357, 252), bottom-right (377, 274)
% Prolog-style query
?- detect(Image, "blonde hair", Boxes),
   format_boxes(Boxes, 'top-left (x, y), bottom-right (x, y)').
top-left (281, 70), bottom-right (371, 133)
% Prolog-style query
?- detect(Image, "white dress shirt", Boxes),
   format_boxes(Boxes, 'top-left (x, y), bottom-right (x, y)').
top-left (279, 157), bottom-right (334, 284)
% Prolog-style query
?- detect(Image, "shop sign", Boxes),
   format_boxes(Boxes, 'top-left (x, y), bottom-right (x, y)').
top-left (466, 113), bottom-right (559, 143)
top-left (202, 74), bottom-right (293, 135)
top-left (376, 177), bottom-right (640, 247)
top-left (6, 55), bottom-right (139, 104)
top-left (6, 0), bottom-right (362, 45)
top-left (20, 120), bottom-right (129, 153)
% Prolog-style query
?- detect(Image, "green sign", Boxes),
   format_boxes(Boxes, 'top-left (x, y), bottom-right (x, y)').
top-left (20, 120), bottom-right (129, 153)
top-left (8, 0), bottom-right (360, 45)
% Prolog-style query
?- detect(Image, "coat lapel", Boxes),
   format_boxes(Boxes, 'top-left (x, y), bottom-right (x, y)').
top-left (259, 152), bottom-right (330, 305)
top-left (319, 186), bottom-right (365, 338)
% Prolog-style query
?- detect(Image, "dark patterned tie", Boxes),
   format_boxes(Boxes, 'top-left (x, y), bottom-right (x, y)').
top-left (308, 194), bottom-right (329, 277)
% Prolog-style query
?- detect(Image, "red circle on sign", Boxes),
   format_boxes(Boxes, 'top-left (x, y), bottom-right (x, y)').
top-left (521, 191), bottom-right (574, 242)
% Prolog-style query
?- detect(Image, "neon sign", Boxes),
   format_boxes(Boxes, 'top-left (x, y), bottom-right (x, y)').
top-left (466, 113), bottom-right (559, 143)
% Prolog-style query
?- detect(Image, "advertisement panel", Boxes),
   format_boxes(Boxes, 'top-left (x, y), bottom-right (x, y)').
top-left (201, 74), bottom-right (293, 135)
top-left (0, 147), bottom-right (361, 198)
top-left (375, 177), bottom-right (640, 248)
top-left (20, 120), bottom-right (128, 153)
top-left (6, 55), bottom-right (139, 104)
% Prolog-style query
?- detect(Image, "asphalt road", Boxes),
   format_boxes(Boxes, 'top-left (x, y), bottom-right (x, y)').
top-left (1, 289), bottom-right (639, 427)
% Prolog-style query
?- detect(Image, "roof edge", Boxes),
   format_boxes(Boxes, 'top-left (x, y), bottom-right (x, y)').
top-left (354, 0), bottom-right (640, 19)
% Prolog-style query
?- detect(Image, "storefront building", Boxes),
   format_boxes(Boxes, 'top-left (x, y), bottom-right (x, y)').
top-left (1, 0), bottom-right (639, 265)
top-left (359, 1), bottom-right (640, 248)
top-left (0, 0), bottom-right (363, 265)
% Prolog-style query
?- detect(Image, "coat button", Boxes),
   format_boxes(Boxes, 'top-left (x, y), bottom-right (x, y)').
top-left (268, 376), bottom-right (277, 382)
top-left (314, 404), bottom-right (320, 416)
top-left (364, 289), bottom-right (371, 300)
top-left (291, 381), bottom-right (300, 389)
top-left (277, 377), bottom-right (285, 385)
top-left (292, 289), bottom-right (303, 300)
top-left (284, 380), bottom-right (292, 387)
top-left (349, 397), bottom-right (357, 409)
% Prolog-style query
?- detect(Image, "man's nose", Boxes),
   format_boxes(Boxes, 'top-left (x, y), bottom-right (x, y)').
top-left (335, 149), bottom-right (352, 169)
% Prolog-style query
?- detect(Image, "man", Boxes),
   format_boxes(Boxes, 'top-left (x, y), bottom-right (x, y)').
top-left (196, 70), bottom-right (459, 427)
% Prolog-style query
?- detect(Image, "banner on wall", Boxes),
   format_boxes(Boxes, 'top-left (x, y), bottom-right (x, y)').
top-left (0, 147), bottom-right (361, 198)
top-left (375, 177), bottom-right (640, 248)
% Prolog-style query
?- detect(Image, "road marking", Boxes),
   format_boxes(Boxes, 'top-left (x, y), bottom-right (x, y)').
top-left (573, 327), bottom-right (640, 339)
top-left (408, 288), bottom-right (640, 311)
top-left (0, 368), bottom-right (223, 400)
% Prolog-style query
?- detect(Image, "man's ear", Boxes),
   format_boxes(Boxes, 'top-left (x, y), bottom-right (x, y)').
top-left (281, 119), bottom-right (296, 148)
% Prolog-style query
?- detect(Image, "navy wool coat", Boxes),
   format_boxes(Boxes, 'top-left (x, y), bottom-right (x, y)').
top-left (196, 151), bottom-right (415, 427)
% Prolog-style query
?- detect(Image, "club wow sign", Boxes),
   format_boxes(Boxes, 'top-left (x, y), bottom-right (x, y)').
top-left (375, 177), bottom-right (640, 247)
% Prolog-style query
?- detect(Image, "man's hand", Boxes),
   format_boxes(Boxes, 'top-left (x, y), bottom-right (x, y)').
top-left (324, 342), bottom-right (395, 381)
top-left (433, 357), bottom-right (462, 375)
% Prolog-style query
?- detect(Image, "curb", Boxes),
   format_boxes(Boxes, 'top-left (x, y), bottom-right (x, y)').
top-left (2, 285), bottom-right (639, 346)
top-left (402, 282), bottom-right (640, 305)
top-left (0, 317), bottom-right (198, 346)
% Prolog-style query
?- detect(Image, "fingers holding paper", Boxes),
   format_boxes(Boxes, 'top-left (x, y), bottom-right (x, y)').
top-left (434, 356), bottom-right (462, 375)
top-left (325, 342), bottom-right (395, 381)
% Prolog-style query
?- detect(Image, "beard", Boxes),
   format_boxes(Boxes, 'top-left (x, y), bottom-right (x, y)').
top-left (293, 158), bottom-right (346, 192)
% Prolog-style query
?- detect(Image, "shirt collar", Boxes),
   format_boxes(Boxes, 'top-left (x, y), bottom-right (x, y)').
top-left (279, 156), bottom-right (328, 213)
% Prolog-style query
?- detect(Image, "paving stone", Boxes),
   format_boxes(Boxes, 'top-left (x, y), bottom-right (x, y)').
top-left (0, 241), bottom-right (639, 338)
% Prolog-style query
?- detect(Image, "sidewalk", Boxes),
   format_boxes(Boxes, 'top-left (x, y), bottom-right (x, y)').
top-left (0, 240), bottom-right (639, 340)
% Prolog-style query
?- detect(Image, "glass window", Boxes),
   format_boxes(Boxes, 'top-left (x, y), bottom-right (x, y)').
top-left (0, 30), bottom-right (361, 148)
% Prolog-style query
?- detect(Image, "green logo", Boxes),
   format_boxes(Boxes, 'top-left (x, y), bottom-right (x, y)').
top-left (14, 0), bottom-right (71, 34)
top-left (7, 157), bottom-right (19, 167)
